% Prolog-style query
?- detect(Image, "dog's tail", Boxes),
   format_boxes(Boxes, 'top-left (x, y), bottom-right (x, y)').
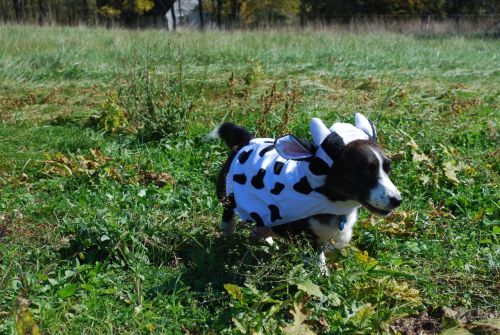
top-left (208, 122), bottom-right (253, 149)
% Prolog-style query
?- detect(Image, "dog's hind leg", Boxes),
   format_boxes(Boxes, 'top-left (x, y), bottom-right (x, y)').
top-left (216, 151), bottom-right (238, 236)
top-left (220, 207), bottom-right (235, 235)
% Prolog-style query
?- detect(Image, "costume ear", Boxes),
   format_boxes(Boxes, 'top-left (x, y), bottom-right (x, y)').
top-left (310, 118), bottom-right (331, 145)
top-left (275, 135), bottom-right (316, 160)
top-left (354, 113), bottom-right (377, 140)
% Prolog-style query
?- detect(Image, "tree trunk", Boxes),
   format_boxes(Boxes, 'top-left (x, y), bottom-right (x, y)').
top-left (216, 0), bottom-right (222, 28)
top-left (38, 0), bottom-right (44, 25)
top-left (300, 0), bottom-right (306, 26)
top-left (198, 0), bottom-right (204, 29)
top-left (171, 1), bottom-right (176, 30)
top-left (230, 0), bottom-right (238, 27)
top-left (12, 0), bottom-right (20, 22)
top-left (82, 0), bottom-right (89, 25)
top-left (177, 0), bottom-right (182, 21)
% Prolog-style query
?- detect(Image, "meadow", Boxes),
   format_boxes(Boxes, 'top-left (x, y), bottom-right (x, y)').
top-left (0, 26), bottom-right (499, 334)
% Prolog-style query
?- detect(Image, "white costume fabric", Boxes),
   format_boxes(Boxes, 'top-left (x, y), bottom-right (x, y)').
top-left (226, 114), bottom-right (375, 227)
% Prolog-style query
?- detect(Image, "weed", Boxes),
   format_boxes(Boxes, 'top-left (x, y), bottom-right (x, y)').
top-left (125, 70), bottom-right (194, 141)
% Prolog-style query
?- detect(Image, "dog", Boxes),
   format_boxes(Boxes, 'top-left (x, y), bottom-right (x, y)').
top-left (211, 113), bottom-right (402, 273)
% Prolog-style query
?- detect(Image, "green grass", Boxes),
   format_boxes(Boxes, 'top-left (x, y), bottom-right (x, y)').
top-left (0, 25), bottom-right (499, 334)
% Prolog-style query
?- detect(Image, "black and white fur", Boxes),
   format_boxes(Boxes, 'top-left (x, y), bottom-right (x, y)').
top-left (211, 114), bottom-right (402, 273)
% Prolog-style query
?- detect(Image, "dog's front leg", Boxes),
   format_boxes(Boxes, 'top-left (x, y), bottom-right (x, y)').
top-left (319, 250), bottom-right (329, 275)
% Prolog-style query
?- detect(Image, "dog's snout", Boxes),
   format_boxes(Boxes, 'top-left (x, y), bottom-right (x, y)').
top-left (389, 196), bottom-right (402, 208)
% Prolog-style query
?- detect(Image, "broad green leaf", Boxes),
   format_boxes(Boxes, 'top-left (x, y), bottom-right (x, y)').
top-left (47, 278), bottom-right (58, 286)
top-left (232, 318), bottom-right (247, 334)
top-left (58, 283), bottom-right (78, 298)
top-left (327, 292), bottom-right (341, 306)
top-left (441, 327), bottom-right (472, 334)
top-left (297, 279), bottom-right (324, 298)
top-left (224, 283), bottom-right (244, 303)
top-left (349, 304), bottom-right (373, 327)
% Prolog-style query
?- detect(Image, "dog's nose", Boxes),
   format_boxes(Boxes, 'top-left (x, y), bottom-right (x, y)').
top-left (389, 196), bottom-right (402, 208)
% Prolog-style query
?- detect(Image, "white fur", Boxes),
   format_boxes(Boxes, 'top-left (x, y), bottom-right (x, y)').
top-left (308, 210), bottom-right (358, 247)
top-left (265, 236), bottom-right (275, 246)
top-left (206, 124), bottom-right (221, 140)
top-left (306, 211), bottom-right (359, 276)
top-left (319, 251), bottom-right (329, 275)
top-left (367, 148), bottom-right (401, 211)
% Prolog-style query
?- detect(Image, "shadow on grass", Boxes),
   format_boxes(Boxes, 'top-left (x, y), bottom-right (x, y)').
top-left (144, 228), bottom-right (274, 329)
top-left (148, 229), bottom-right (275, 296)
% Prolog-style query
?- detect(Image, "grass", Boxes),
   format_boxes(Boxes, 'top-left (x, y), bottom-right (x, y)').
top-left (0, 25), bottom-right (499, 334)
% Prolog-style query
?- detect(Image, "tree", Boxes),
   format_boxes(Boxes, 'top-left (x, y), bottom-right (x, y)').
top-left (216, 0), bottom-right (222, 27)
top-left (198, 0), bottom-right (204, 28)
top-left (240, 0), bottom-right (300, 26)
top-left (97, 0), bottom-right (155, 26)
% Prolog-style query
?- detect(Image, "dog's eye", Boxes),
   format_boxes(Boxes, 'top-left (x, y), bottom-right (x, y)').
top-left (383, 160), bottom-right (392, 174)
top-left (368, 161), bottom-right (378, 173)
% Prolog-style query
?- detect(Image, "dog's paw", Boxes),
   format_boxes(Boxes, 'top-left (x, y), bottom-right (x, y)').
top-left (264, 236), bottom-right (275, 246)
top-left (252, 226), bottom-right (274, 239)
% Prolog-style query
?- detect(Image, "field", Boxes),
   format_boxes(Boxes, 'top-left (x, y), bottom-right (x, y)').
top-left (0, 26), bottom-right (499, 334)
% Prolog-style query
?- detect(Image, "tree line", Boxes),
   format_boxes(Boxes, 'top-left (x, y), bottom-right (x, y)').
top-left (0, 0), bottom-right (498, 28)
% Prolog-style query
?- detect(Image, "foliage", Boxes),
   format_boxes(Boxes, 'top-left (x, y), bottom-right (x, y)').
top-left (124, 70), bottom-right (194, 141)
top-left (1, 0), bottom-right (498, 27)
top-left (301, 0), bottom-right (498, 19)
top-left (240, 0), bottom-right (301, 26)
top-left (98, 0), bottom-right (156, 18)
top-left (0, 26), bottom-right (499, 334)
top-left (91, 93), bottom-right (131, 134)
top-left (89, 70), bottom-right (194, 140)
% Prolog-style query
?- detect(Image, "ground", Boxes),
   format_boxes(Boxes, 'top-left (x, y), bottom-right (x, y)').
top-left (0, 26), bottom-right (499, 334)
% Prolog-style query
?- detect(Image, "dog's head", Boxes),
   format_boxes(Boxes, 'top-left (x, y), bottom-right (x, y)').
top-left (274, 113), bottom-right (402, 216)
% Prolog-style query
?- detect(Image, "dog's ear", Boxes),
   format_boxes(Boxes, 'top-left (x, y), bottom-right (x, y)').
top-left (275, 135), bottom-right (316, 160)
top-left (355, 113), bottom-right (377, 141)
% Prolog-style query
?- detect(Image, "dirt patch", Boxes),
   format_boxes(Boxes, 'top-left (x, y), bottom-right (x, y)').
top-left (391, 311), bottom-right (442, 335)
top-left (391, 308), bottom-right (500, 335)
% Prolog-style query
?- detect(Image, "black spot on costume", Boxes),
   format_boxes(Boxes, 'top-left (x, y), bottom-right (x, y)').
top-left (251, 169), bottom-right (266, 189)
top-left (270, 182), bottom-right (285, 195)
top-left (238, 149), bottom-right (253, 164)
top-left (293, 177), bottom-right (313, 195)
top-left (259, 145), bottom-right (275, 157)
top-left (273, 161), bottom-right (284, 175)
top-left (233, 174), bottom-right (247, 184)
top-left (268, 205), bottom-right (282, 222)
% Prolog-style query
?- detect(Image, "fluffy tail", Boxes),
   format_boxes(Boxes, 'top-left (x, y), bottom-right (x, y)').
top-left (208, 122), bottom-right (253, 149)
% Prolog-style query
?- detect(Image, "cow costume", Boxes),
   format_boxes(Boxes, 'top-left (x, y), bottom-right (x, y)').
top-left (226, 114), bottom-right (377, 228)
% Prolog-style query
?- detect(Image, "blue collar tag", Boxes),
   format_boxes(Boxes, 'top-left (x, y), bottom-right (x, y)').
top-left (338, 215), bottom-right (347, 231)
